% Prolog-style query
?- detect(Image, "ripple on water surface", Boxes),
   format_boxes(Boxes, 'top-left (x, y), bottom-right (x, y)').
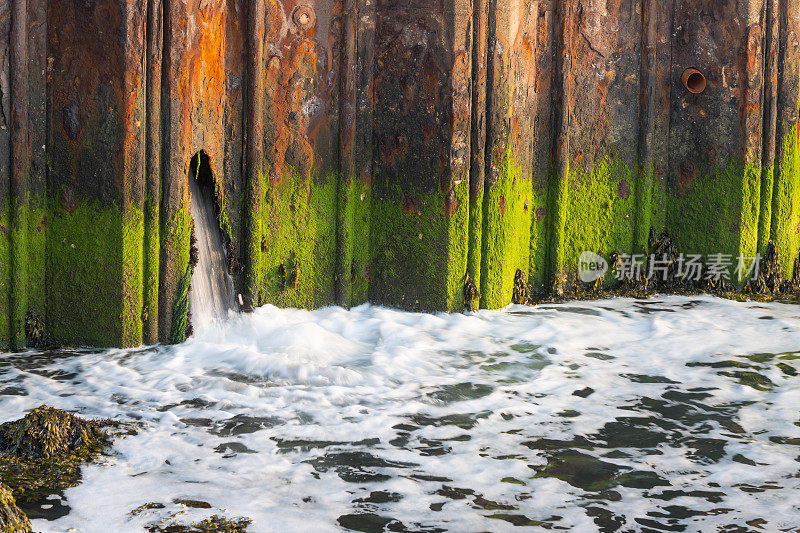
top-left (0, 295), bottom-right (799, 531)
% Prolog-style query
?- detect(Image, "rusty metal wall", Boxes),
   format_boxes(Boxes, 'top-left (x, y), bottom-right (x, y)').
top-left (252, 0), bottom-right (342, 309)
top-left (0, 1), bottom-right (11, 349)
top-left (0, 0), bottom-right (798, 348)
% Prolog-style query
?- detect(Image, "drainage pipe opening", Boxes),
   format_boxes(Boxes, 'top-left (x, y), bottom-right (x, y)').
top-left (682, 68), bottom-right (706, 94)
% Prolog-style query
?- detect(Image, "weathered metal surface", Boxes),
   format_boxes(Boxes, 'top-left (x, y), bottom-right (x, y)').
top-left (466, 0), bottom-right (488, 300)
top-left (25, 0), bottom-right (47, 338)
top-left (243, 0), bottom-right (265, 310)
top-left (143, 0), bottom-right (163, 344)
top-left (221, 0), bottom-right (245, 274)
top-left (0, 0), bottom-right (798, 349)
top-left (545, 0), bottom-right (646, 294)
top-left (666, 0), bottom-right (764, 264)
top-left (367, 0), bottom-right (471, 311)
top-left (771, 0), bottom-right (800, 277)
top-left (335, 0), bottom-right (356, 307)
top-left (10, 0), bottom-right (28, 349)
top-left (121, 0), bottom-right (147, 347)
top-left (333, 0), bottom-right (375, 308)
top-left (479, 0), bottom-right (539, 307)
top-left (46, 0), bottom-right (138, 346)
top-left (0, 0), bottom-right (11, 349)
top-left (261, 0), bottom-right (341, 179)
top-left (252, 0), bottom-right (342, 309)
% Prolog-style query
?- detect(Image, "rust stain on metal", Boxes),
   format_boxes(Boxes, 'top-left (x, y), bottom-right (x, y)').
top-left (292, 4), bottom-right (315, 30)
top-left (678, 159), bottom-right (695, 192)
top-left (401, 190), bottom-right (420, 216)
top-left (443, 187), bottom-right (457, 217)
top-left (262, 0), bottom-right (339, 185)
top-left (617, 179), bottom-right (630, 200)
top-left (48, 0), bottom-right (128, 196)
top-left (373, 1), bottom-right (453, 199)
top-left (61, 101), bottom-right (80, 141)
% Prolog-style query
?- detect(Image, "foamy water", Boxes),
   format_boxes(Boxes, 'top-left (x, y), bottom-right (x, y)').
top-left (1, 296), bottom-right (799, 532)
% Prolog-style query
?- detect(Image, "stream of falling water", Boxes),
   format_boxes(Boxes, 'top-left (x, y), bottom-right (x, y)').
top-left (188, 174), bottom-right (236, 332)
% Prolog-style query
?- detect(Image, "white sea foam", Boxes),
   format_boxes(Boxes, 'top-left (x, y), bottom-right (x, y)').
top-left (0, 295), bottom-right (799, 532)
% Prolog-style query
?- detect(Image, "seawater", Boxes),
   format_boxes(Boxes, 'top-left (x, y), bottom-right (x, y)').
top-left (0, 295), bottom-right (799, 532)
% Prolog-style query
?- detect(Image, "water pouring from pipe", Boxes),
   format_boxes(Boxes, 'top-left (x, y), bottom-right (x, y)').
top-left (188, 152), bottom-right (237, 335)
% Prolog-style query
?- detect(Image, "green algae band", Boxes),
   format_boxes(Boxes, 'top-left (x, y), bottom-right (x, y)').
top-left (0, 0), bottom-right (798, 350)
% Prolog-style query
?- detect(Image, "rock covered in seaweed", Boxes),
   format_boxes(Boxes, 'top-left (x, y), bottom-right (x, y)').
top-left (0, 406), bottom-right (115, 508)
top-left (0, 482), bottom-right (31, 533)
top-left (146, 514), bottom-right (252, 532)
top-left (0, 405), bottom-right (112, 460)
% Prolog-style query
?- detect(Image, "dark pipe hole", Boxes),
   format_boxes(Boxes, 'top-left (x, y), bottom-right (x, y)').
top-left (686, 72), bottom-right (705, 93)
top-left (189, 150), bottom-right (228, 261)
top-left (190, 150), bottom-right (214, 191)
top-left (190, 151), bottom-right (222, 227)
top-left (682, 69), bottom-right (707, 94)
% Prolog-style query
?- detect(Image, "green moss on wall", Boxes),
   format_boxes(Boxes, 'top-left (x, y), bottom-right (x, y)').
top-left (369, 180), bottom-right (469, 312)
top-left (2, 196), bottom-right (48, 351)
top-left (350, 179), bottom-right (373, 306)
top-left (531, 153), bottom-right (781, 291)
top-left (170, 266), bottom-right (192, 344)
top-left (548, 160), bottom-right (570, 293)
top-left (162, 199), bottom-right (191, 344)
top-left (336, 176), bottom-right (372, 308)
top-left (256, 169), bottom-right (338, 309)
top-left (45, 198), bottom-right (125, 347)
top-left (10, 192), bottom-right (29, 350)
top-left (143, 188), bottom-right (160, 344)
top-left (467, 183), bottom-right (483, 301)
top-left (243, 169), bottom-right (264, 308)
top-left (480, 149), bottom-right (532, 308)
top-left (633, 167), bottom-right (655, 255)
top-left (771, 126), bottom-right (800, 278)
top-left (739, 163), bottom-right (761, 272)
top-left (42, 199), bottom-right (145, 349)
top-left (25, 200), bottom-right (47, 331)
top-left (122, 205), bottom-right (145, 347)
top-left (0, 197), bottom-right (63, 351)
top-left (757, 164), bottom-right (775, 254)
top-left (446, 181), bottom-right (471, 311)
top-left (527, 181), bottom-right (549, 293)
top-left (665, 161), bottom-right (762, 284)
top-left (560, 157), bottom-right (637, 283)
top-left (0, 202), bottom-right (9, 350)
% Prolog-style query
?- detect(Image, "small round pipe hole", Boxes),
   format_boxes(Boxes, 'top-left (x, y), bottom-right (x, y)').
top-left (682, 68), bottom-right (706, 94)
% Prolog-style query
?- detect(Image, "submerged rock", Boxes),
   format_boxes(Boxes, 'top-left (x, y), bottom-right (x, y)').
top-left (0, 406), bottom-right (114, 507)
top-left (0, 482), bottom-right (31, 533)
